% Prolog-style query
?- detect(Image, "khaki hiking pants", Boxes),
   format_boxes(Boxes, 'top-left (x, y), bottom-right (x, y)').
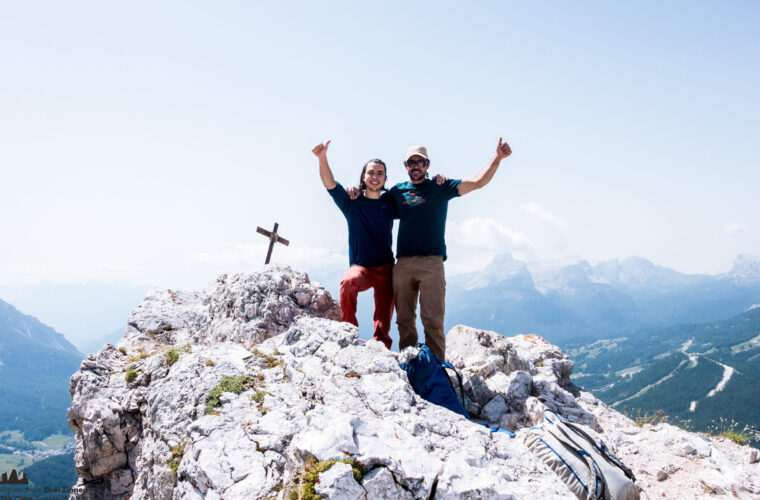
top-left (393, 256), bottom-right (446, 361)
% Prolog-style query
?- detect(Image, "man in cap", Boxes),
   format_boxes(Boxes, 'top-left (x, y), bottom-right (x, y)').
top-left (385, 138), bottom-right (512, 361)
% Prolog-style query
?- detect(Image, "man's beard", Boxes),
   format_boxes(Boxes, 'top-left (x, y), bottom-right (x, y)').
top-left (408, 169), bottom-right (424, 180)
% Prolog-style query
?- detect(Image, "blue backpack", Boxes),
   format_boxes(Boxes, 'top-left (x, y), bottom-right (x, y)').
top-left (399, 344), bottom-right (515, 436)
top-left (398, 344), bottom-right (469, 418)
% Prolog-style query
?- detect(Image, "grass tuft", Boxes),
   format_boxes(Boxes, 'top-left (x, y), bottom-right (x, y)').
top-left (127, 353), bottom-right (149, 363)
top-left (165, 345), bottom-right (192, 366)
top-left (125, 368), bottom-right (138, 382)
top-left (205, 375), bottom-right (256, 415)
top-left (289, 458), bottom-right (365, 499)
top-left (706, 417), bottom-right (757, 446)
top-left (633, 409), bottom-right (669, 427)
top-left (252, 348), bottom-right (284, 369)
top-left (252, 390), bottom-right (268, 403)
top-left (720, 429), bottom-right (750, 446)
top-left (165, 349), bottom-right (180, 366)
top-left (168, 442), bottom-right (186, 483)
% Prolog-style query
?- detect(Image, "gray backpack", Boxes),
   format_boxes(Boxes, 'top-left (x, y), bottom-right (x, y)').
top-left (524, 410), bottom-right (641, 500)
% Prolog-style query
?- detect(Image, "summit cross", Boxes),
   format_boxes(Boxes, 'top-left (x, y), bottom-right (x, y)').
top-left (256, 222), bottom-right (289, 264)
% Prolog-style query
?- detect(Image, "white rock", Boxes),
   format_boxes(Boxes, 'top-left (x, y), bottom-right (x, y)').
top-left (314, 462), bottom-right (366, 499)
top-left (291, 407), bottom-right (359, 461)
top-left (499, 413), bottom-right (519, 431)
top-left (65, 266), bottom-right (760, 500)
top-left (481, 395), bottom-right (509, 424)
top-left (361, 466), bottom-right (413, 499)
top-left (505, 370), bottom-right (532, 408)
top-left (109, 468), bottom-right (133, 496)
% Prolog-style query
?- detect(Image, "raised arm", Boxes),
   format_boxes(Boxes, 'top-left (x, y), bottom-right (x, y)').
top-left (458, 137), bottom-right (512, 196)
top-left (312, 140), bottom-right (336, 189)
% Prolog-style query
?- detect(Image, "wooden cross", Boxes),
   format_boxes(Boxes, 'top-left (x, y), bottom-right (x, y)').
top-left (256, 222), bottom-right (289, 264)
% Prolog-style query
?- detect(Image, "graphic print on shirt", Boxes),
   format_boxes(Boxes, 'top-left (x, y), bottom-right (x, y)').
top-left (402, 190), bottom-right (426, 207)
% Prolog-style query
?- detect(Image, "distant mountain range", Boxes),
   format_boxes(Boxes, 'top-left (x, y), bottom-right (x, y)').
top-left (445, 253), bottom-right (760, 343)
top-left (0, 299), bottom-right (81, 357)
top-left (0, 299), bottom-right (82, 441)
top-left (566, 306), bottom-right (760, 447)
top-left (0, 282), bottom-right (148, 353)
top-left (2, 253), bottom-right (758, 443)
top-left (442, 254), bottom-right (760, 447)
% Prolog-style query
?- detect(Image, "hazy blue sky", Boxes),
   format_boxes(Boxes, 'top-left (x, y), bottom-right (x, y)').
top-left (2, 2), bottom-right (759, 344)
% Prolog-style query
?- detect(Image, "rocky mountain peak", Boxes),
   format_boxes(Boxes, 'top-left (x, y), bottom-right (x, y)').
top-left (727, 254), bottom-right (760, 284)
top-left (465, 252), bottom-right (534, 290)
top-left (0, 298), bottom-right (82, 356)
top-left (586, 256), bottom-right (711, 293)
top-left (67, 265), bottom-right (760, 499)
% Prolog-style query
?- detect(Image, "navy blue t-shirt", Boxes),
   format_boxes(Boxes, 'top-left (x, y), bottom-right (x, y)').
top-left (327, 182), bottom-right (395, 268)
top-left (386, 179), bottom-right (461, 260)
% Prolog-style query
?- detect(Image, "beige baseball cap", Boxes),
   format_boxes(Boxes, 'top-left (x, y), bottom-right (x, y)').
top-left (405, 145), bottom-right (428, 161)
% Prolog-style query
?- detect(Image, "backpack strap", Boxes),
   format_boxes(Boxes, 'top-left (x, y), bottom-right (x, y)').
top-left (546, 423), bottom-right (607, 499)
top-left (538, 436), bottom-right (595, 497)
top-left (564, 421), bottom-right (637, 482)
top-left (483, 423), bottom-right (516, 437)
top-left (544, 412), bottom-right (636, 482)
top-left (440, 362), bottom-right (466, 404)
top-left (544, 409), bottom-right (562, 424)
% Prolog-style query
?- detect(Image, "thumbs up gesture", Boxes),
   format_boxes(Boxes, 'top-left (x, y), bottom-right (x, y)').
top-left (496, 137), bottom-right (512, 160)
top-left (312, 140), bottom-right (331, 160)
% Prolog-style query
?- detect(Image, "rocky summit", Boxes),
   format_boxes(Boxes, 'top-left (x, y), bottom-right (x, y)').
top-left (67, 265), bottom-right (760, 499)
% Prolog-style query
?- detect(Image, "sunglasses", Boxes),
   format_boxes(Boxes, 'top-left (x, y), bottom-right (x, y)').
top-left (404, 159), bottom-right (430, 168)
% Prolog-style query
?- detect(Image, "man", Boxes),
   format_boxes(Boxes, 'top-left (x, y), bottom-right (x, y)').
top-left (312, 140), bottom-right (395, 349)
top-left (386, 138), bottom-right (512, 361)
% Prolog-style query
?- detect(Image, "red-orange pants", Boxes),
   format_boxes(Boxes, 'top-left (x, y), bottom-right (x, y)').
top-left (339, 263), bottom-right (394, 349)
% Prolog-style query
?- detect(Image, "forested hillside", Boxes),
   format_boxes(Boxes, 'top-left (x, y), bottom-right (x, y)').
top-left (0, 299), bottom-right (82, 440)
top-left (566, 307), bottom-right (760, 447)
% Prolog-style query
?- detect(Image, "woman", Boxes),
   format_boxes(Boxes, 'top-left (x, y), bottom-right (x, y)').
top-left (312, 140), bottom-right (395, 348)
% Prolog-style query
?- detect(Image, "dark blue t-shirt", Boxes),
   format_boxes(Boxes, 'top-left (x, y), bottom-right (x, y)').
top-left (327, 182), bottom-right (395, 268)
top-left (386, 179), bottom-right (461, 260)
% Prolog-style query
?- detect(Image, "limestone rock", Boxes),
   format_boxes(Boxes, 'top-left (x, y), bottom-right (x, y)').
top-left (109, 468), bottom-right (133, 496)
top-left (67, 265), bottom-right (760, 499)
top-left (447, 326), bottom-right (597, 430)
top-left (481, 395), bottom-right (508, 424)
top-left (361, 466), bottom-right (413, 499)
top-left (314, 462), bottom-right (367, 499)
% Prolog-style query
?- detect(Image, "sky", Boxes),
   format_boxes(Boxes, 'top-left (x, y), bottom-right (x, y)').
top-left (1, 1), bottom-right (759, 345)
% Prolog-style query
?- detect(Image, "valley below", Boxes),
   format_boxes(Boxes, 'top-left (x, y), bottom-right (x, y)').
top-left (565, 307), bottom-right (760, 447)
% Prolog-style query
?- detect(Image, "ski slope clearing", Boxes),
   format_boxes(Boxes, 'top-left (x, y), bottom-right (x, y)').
top-left (707, 363), bottom-right (735, 398)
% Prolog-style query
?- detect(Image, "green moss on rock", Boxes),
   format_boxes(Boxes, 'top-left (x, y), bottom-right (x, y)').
top-left (168, 442), bottom-right (186, 483)
top-left (290, 458), bottom-right (365, 499)
top-left (205, 375), bottom-right (256, 415)
top-left (251, 348), bottom-right (284, 369)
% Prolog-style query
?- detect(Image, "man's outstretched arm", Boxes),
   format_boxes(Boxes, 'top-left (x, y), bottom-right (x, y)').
top-left (312, 140), bottom-right (336, 189)
top-left (458, 137), bottom-right (512, 196)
